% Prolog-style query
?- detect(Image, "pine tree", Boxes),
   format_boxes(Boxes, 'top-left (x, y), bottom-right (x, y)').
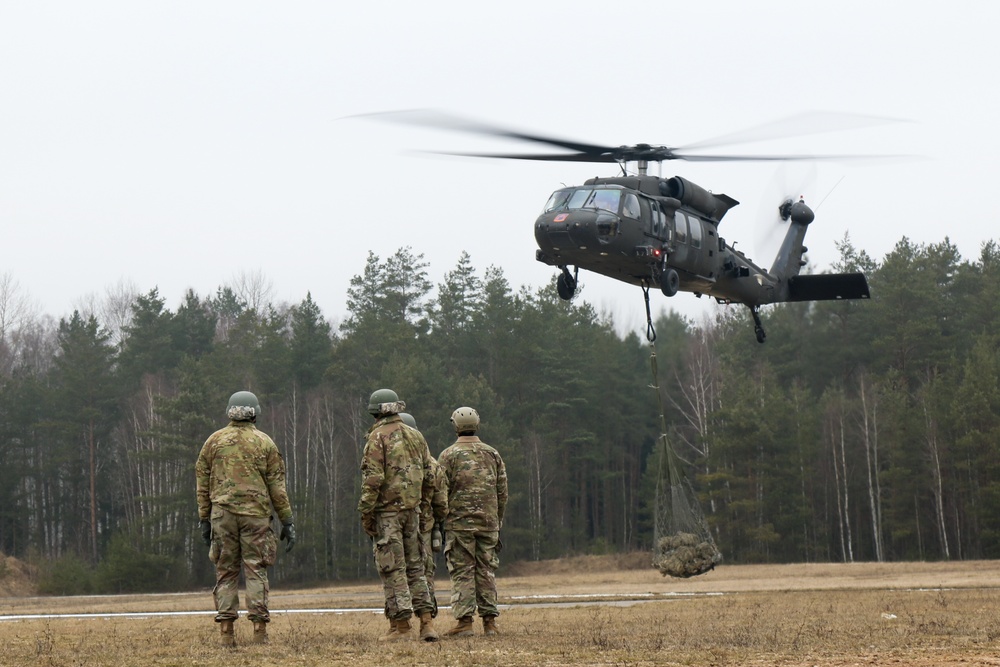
top-left (50, 312), bottom-right (118, 562)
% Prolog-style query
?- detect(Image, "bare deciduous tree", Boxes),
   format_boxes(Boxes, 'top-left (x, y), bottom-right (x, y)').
top-left (100, 278), bottom-right (139, 351)
top-left (0, 272), bottom-right (38, 342)
top-left (229, 269), bottom-right (274, 314)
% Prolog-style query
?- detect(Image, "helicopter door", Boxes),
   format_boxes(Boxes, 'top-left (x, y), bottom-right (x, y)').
top-left (685, 214), bottom-right (711, 277)
top-left (646, 200), bottom-right (669, 242)
top-left (670, 211), bottom-right (693, 269)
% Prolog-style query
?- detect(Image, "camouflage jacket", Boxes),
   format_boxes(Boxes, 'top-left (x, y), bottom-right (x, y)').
top-left (419, 456), bottom-right (450, 531)
top-left (357, 415), bottom-right (436, 516)
top-left (195, 421), bottom-right (293, 523)
top-left (438, 435), bottom-right (507, 532)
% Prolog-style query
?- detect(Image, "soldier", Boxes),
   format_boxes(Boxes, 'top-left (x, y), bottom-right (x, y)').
top-left (358, 389), bottom-right (439, 642)
top-left (438, 406), bottom-right (508, 637)
top-left (196, 391), bottom-right (296, 647)
top-left (399, 413), bottom-right (448, 622)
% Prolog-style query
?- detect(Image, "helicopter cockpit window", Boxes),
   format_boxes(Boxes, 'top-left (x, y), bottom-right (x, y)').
top-left (622, 193), bottom-right (640, 219)
top-left (543, 189), bottom-right (573, 213)
top-left (566, 188), bottom-right (592, 209)
top-left (549, 187), bottom-right (623, 213)
top-left (674, 211), bottom-right (689, 244)
top-left (587, 189), bottom-right (621, 213)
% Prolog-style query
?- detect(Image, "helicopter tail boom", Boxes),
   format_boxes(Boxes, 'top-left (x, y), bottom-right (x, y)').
top-left (763, 197), bottom-right (870, 304)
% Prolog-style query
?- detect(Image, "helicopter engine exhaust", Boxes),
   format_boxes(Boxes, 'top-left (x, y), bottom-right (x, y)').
top-left (660, 176), bottom-right (737, 222)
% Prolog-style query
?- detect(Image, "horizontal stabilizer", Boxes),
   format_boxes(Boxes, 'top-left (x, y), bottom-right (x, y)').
top-left (786, 273), bottom-right (870, 302)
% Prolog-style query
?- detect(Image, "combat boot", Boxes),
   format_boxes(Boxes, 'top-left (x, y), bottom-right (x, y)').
top-left (219, 619), bottom-right (236, 647)
top-left (444, 615), bottom-right (475, 638)
top-left (483, 615), bottom-right (499, 636)
top-left (380, 618), bottom-right (398, 642)
top-left (418, 611), bottom-right (440, 642)
top-left (379, 617), bottom-right (415, 642)
top-left (252, 620), bottom-right (268, 644)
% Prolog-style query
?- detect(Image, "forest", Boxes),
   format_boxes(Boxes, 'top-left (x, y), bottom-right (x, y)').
top-left (1, 233), bottom-right (999, 594)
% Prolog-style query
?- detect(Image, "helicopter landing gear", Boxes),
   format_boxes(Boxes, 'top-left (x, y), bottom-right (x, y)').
top-left (557, 266), bottom-right (578, 300)
top-left (750, 306), bottom-right (766, 344)
top-left (660, 268), bottom-right (679, 297)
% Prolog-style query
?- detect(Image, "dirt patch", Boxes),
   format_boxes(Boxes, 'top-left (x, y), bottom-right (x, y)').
top-left (503, 551), bottom-right (650, 576)
top-left (4, 583), bottom-right (1000, 667)
top-left (0, 553), bottom-right (37, 597)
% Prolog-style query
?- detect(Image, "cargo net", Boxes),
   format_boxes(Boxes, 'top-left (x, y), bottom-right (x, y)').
top-left (652, 434), bottom-right (722, 577)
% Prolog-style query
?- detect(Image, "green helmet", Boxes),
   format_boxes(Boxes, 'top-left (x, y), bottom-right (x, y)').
top-left (451, 406), bottom-right (480, 434)
top-left (399, 412), bottom-right (417, 429)
top-left (227, 391), bottom-right (261, 421)
top-left (368, 388), bottom-right (405, 416)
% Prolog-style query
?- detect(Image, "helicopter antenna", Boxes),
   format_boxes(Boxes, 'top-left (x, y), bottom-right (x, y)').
top-left (816, 175), bottom-right (846, 211)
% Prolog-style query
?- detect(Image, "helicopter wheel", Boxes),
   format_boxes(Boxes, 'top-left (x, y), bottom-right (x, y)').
top-left (557, 269), bottom-right (577, 300)
top-left (660, 268), bottom-right (679, 297)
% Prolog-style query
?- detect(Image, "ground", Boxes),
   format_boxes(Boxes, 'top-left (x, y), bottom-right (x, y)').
top-left (0, 554), bottom-right (35, 598)
top-left (2, 555), bottom-right (999, 666)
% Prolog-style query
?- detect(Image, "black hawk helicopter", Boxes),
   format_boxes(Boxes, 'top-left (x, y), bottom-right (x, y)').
top-left (364, 111), bottom-right (877, 343)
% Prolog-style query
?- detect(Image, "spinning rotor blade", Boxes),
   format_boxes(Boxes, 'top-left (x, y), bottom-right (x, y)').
top-left (670, 152), bottom-right (885, 162)
top-left (355, 109), bottom-right (618, 158)
top-left (356, 109), bottom-right (905, 163)
top-left (428, 151), bottom-right (621, 163)
top-left (676, 111), bottom-right (906, 151)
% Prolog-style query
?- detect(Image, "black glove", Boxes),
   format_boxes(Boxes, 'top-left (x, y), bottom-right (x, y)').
top-left (361, 513), bottom-right (378, 538)
top-left (200, 519), bottom-right (212, 547)
top-left (280, 522), bottom-right (296, 553)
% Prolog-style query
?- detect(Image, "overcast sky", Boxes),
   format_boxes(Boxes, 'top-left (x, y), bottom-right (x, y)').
top-left (1, 1), bottom-right (996, 335)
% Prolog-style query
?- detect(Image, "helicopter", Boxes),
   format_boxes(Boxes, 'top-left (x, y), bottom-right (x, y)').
top-left (362, 111), bottom-right (876, 343)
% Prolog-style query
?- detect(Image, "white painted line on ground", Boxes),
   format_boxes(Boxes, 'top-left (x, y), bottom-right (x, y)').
top-left (0, 593), bottom-right (725, 622)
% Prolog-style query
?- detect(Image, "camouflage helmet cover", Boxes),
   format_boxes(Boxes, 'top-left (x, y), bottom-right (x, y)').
top-left (451, 406), bottom-right (480, 433)
top-left (227, 391), bottom-right (261, 421)
top-left (368, 388), bottom-right (405, 416)
top-left (399, 412), bottom-right (417, 429)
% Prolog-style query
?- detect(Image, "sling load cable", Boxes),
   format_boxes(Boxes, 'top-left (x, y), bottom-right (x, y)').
top-left (641, 283), bottom-right (722, 576)
top-left (642, 282), bottom-right (672, 546)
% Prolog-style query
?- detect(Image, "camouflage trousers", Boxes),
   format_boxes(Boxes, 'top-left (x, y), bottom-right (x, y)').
top-left (445, 530), bottom-right (500, 619)
top-left (372, 509), bottom-right (433, 620)
top-left (209, 506), bottom-right (277, 623)
top-left (419, 529), bottom-right (438, 617)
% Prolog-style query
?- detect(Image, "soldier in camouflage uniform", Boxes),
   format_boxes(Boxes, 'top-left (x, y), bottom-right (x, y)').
top-left (196, 391), bottom-right (296, 647)
top-left (399, 413), bottom-right (448, 620)
top-left (358, 390), bottom-right (440, 642)
top-left (438, 406), bottom-right (508, 637)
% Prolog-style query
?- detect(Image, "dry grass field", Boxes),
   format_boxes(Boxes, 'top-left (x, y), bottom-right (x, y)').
top-left (3, 555), bottom-right (1000, 666)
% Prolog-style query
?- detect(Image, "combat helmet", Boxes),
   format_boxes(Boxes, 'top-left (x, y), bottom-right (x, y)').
top-left (368, 388), bottom-right (406, 417)
top-left (227, 391), bottom-right (261, 421)
top-left (399, 412), bottom-right (417, 429)
top-left (450, 406), bottom-right (480, 434)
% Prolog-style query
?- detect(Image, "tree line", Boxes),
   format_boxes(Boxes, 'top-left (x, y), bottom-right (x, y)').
top-left (0, 236), bottom-right (998, 593)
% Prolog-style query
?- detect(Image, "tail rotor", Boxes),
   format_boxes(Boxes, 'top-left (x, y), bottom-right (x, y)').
top-left (755, 162), bottom-right (817, 265)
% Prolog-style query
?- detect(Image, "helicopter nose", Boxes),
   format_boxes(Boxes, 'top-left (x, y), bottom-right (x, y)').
top-left (536, 211), bottom-right (603, 250)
